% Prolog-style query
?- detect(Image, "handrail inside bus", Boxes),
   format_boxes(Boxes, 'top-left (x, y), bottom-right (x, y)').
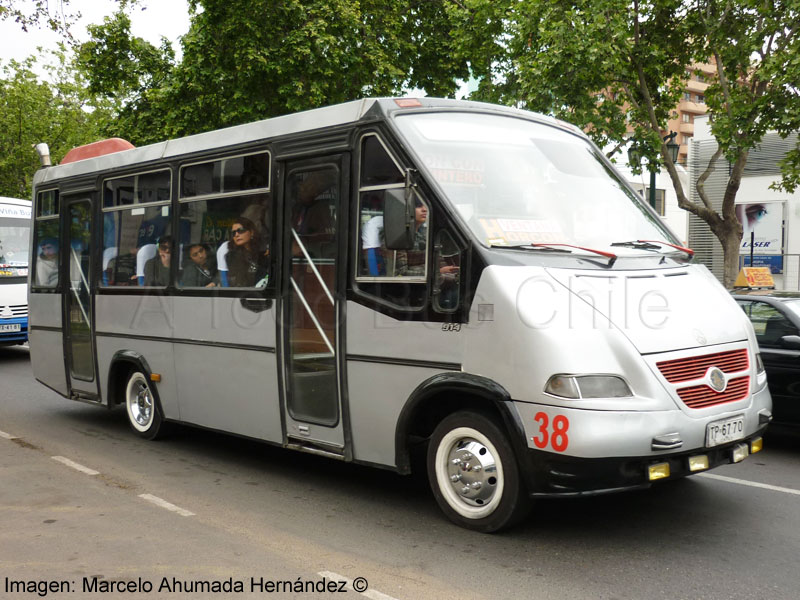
top-left (291, 228), bottom-right (335, 306)
top-left (289, 277), bottom-right (335, 356)
top-left (69, 247), bottom-right (91, 326)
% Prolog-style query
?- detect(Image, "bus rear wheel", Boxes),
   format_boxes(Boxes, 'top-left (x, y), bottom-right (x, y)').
top-left (124, 371), bottom-right (165, 440)
top-left (427, 410), bottom-right (530, 532)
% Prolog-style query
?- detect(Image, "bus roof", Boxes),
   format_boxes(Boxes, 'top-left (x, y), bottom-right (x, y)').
top-left (0, 197), bottom-right (31, 207)
top-left (32, 97), bottom-right (577, 187)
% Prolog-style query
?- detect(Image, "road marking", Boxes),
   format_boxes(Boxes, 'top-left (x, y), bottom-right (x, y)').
top-left (698, 472), bottom-right (800, 496)
top-left (0, 430), bottom-right (17, 440)
top-left (138, 493), bottom-right (195, 517)
top-left (51, 456), bottom-right (99, 475)
top-left (318, 571), bottom-right (399, 600)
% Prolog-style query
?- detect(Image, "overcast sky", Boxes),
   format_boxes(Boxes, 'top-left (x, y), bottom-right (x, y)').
top-left (0, 0), bottom-right (191, 67)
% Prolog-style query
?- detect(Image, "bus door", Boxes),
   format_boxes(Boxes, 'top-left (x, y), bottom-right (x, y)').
top-left (280, 156), bottom-right (349, 453)
top-left (63, 197), bottom-right (98, 398)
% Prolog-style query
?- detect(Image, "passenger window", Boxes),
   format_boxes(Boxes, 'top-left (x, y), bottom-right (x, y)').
top-left (749, 302), bottom-right (798, 347)
top-left (33, 190), bottom-right (60, 288)
top-left (355, 134), bottom-right (428, 309)
top-left (178, 193), bottom-right (271, 289)
top-left (102, 170), bottom-right (172, 287)
top-left (178, 152), bottom-right (272, 289)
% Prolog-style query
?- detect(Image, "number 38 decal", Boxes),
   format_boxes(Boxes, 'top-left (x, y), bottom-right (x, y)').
top-left (532, 412), bottom-right (570, 452)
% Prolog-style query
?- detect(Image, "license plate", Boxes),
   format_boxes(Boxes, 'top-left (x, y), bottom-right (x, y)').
top-left (0, 323), bottom-right (21, 333)
top-left (706, 415), bottom-right (745, 447)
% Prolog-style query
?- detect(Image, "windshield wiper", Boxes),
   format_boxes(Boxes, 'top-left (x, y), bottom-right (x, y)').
top-left (611, 239), bottom-right (694, 258)
top-left (491, 243), bottom-right (617, 267)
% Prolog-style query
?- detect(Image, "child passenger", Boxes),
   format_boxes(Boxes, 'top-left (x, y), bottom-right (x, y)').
top-left (181, 242), bottom-right (220, 288)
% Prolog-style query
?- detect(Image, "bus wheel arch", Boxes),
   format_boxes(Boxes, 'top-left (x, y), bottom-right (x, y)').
top-left (395, 374), bottom-right (527, 474)
top-left (108, 352), bottom-right (168, 440)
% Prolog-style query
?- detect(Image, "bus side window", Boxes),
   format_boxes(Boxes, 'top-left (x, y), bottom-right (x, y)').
top-left (355, 133), bottom-right (429, 309)
top-left (33, 190), bottom-right (60, 288)
top-left (178, 151), bottom-right (272, 290)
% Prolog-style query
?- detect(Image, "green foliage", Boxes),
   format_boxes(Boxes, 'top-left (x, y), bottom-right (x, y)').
top-left (0, 0), bottom-right (77, 35)
top-left (448, 0), bottom-right (800, 286)
top-left (0, 53), bottom-right (111, 198)
top-left (76, 0), bottom-right (468, 142)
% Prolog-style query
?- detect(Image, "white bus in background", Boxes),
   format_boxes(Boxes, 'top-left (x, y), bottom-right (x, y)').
top-left (28, 98), bottom-right (771, 532)
top-left (0, 197), bottom-right (31, 346)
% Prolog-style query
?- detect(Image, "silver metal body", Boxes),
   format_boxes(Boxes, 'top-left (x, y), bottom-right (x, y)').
top-left (27, 98), bottom-right (769, 499)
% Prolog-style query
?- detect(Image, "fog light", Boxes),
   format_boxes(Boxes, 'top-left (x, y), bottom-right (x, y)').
top-left (648, 462), bottom-right (670, 481)
top-left (689, 455), bottom-right (709, 472)
top-left (732, 443), bottom-right (749, 463)
top-left (751, 437), bottom-right (763, 454)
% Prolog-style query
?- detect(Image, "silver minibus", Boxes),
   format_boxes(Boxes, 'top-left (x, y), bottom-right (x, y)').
top-left (28, 98), bottom-right (771, 531)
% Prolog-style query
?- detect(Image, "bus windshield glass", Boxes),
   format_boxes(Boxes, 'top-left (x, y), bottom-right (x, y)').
top-left (0, 216), bottom-right (30, 279)
top-left (394, 112), bottom-right (678, 251)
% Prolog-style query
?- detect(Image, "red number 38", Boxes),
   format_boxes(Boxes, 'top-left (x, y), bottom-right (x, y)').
top-left (532, 412), bottom-right (570, 452)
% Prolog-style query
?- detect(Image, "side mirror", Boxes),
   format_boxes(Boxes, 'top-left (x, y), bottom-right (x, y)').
top-left (780, 335), bottom-right (800, 350)
top-left (383, 188), bottom-right (415, 250)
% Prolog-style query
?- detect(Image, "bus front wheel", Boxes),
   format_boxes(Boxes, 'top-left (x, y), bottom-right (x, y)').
top-left (427, 411), bottom-right (529, 532)
top-left (124, 371), bottom-right (165, 440)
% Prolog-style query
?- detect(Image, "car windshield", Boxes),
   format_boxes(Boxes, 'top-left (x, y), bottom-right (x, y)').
top-left (394, 112), bottom-right (679, 251)
top-left (0, 217), bottom-right (30, 270)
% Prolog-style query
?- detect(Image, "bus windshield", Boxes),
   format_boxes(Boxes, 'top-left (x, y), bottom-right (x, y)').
top-left (0, 216), bottom-right (30, 278)
top-left (394, 112), bottom-right (678, 251)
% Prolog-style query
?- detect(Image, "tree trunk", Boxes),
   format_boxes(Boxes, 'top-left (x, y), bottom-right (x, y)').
top-left (720, 227), bottom-right (743, 289)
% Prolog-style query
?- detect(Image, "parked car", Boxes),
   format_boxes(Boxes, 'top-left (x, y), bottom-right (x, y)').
top-left (733, 291), bottom-right (800, 425)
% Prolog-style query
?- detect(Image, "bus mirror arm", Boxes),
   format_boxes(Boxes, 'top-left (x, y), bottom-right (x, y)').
top-left (240, 297), bottom-right (273, 313)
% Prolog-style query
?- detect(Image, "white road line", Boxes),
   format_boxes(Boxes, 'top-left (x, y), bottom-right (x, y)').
top-left (318, 571), bottom-right (399, 600)
top-left (138, 493), bottom-right (195, 517)
top-left (0, 430), bottom-right (18, 440)
top-left (51, 456), bottom-right (99, 475)
top-left (698, 472), bottom-right (800, 496)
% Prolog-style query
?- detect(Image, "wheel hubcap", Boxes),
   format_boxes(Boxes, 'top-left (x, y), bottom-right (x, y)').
top-left (445, 438), bottom-right (499, 506)
top-left (130, 381), bottom-right (152, 427)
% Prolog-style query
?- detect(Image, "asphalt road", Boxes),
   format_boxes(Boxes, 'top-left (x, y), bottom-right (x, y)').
top-left (1, 344), bottom-right (799, 600)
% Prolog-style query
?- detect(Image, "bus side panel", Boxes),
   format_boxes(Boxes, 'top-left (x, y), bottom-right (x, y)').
top-left (28, 293), bottom-right (67, 395)
top-left (171, 296), bottom-right (281, 442)
top-left (345, 301), bottom-right (464, 467)
top-left (95, 295), bottom-right (178, 416)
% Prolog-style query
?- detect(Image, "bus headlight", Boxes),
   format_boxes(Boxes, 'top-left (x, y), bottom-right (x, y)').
top-left (545, 375), bottom-right (633, 399)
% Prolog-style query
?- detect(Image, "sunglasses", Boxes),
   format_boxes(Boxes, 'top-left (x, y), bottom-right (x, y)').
top-left (159, 245), bottom-right (170, 251)
top-left (231, 227), bottom-right (248, 235)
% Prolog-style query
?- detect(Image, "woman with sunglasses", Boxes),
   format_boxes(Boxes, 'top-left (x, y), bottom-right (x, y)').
top-left (226, 217), bottom-right (269, 287)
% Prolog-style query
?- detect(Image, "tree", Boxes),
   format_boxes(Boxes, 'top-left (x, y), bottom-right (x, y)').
top-left (0, 0), bottom-right (76, 36)
top-left (77, 10), bottom-right (175, 146)
top-left (76, 0), bottom-right (468, 141)
top-left (0, 53), bottom-right (111, 198)
top-left (451, 0), bottom-right (800, 288)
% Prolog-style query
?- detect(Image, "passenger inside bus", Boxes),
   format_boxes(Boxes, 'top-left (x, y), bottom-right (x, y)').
top-left (226, 217), bottom-right (269, 287)
top-left (143, 236), bottom-right (172, 286)
top-left (395, 198), bottom-right (428, 276)
top-left (181, 242), bottom-right (219, 288)
top-left (35, 238), bottom-right (59, 286)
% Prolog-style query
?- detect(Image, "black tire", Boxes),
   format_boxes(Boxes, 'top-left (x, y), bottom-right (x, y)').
top-left (427, 410), bottom-right (530, 532)
top-left (124, 370), bottom-right (167, 440)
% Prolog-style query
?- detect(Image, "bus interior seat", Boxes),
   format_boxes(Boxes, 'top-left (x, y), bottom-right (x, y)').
top-left (136, 244), bottom-right (156, 286)
top-left (216, 241), bottom-right (229, 287)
